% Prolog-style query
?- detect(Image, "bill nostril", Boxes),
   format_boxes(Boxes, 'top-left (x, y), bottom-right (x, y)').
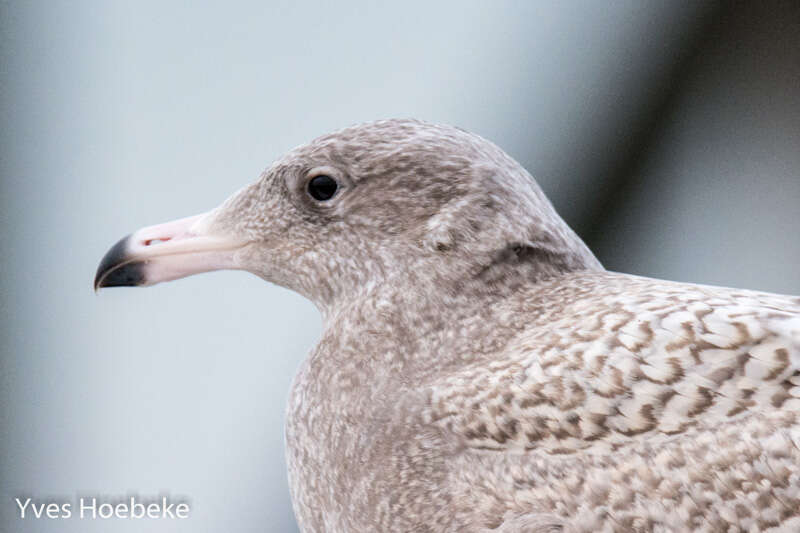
top-left (144, 238), bottom-right (171, 246)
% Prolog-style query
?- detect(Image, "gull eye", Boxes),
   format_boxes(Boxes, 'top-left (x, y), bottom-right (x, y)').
top-left (307, 175), bottom-right (339, 201)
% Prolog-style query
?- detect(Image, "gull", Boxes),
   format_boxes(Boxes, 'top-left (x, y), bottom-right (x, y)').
top-left (95, 119), bottom-right (800, 532)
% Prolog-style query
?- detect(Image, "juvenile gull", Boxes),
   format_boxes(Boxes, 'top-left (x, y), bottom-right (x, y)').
top-left (95, 119), bottom-right (800, 532)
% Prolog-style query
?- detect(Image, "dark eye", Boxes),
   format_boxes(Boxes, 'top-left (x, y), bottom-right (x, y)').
top-left (307, 175), bottom-right (339, 201)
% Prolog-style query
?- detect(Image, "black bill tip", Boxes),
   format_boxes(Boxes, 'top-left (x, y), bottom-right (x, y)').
top-left (94, 235), bottom-right (146, 290)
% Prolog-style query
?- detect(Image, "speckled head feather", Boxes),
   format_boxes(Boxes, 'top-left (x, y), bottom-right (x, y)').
top-left (202, 119), bottom-right (601, 314)
top-left (95, 119), bottom-right (800, 533)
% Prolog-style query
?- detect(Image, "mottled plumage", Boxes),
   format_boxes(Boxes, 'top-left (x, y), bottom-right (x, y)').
top-left (96, 119), bottom-right (800, 532)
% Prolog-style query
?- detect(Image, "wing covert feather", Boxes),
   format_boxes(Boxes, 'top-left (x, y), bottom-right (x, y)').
top-left (426, 274), bottom-right (800, 453)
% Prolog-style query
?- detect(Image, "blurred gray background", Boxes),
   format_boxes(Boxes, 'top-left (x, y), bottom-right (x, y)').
top-left (1, 1), bottom-right (798, 531)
